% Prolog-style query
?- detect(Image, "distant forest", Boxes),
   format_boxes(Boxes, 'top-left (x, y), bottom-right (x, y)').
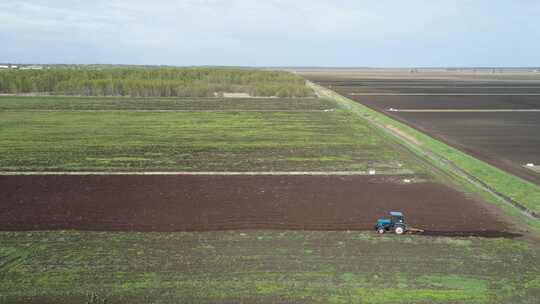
top-left (0, 68), bottom-right (314, 97)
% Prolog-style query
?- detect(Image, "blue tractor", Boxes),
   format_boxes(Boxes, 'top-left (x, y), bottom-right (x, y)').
top-left (375, 211), bottom-right (407, 235)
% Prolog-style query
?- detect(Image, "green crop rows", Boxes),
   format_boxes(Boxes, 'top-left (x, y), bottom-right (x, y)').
top-left (0, 96), bottom-right (420, 173)
top-left (0, 96), bottom-right (333, 111)
top-left (1, 231), bottom-right (538, 304)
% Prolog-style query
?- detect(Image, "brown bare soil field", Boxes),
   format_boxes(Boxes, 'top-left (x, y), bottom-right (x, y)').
top-left (395, 112), bottom-right (540, 164)
top-left (0, 175), bottom-right (516, 237)
top-left (365, 104), bottom-right (540, 185)
top-left (298, 68), bottom-right (540, 86)
top-left (353, 95), bottom-right (540, 185)
top-left (301, 70), bottom-right (540, 185)
top-left (347, 95), bottom-right (540, 110)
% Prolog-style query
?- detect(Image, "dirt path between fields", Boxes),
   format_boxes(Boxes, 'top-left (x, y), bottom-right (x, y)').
top-left (0, 109), bottom-right (335, 113)
top-left (349, 93), bottom-right (540, 96)
top-left (387, 109), bottom-right (540, 112)
top-left (0, 171), bottom-right (380, 176)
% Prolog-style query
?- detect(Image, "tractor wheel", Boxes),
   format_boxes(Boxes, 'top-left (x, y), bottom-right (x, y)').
top-left (377, 228), bottom-right (385, 234)
top-left (394, 226), bottom-right (405, 235)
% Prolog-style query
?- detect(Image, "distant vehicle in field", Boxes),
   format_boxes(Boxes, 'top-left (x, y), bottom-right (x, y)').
top-left (374, 211), bottom-right (424, 235)
top-left (375, 211), bottom-right (407, 234)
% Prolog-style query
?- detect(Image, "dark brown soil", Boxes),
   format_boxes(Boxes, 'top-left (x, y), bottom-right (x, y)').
top-left (368, 108), bottom-right (540, 186)
top-left (0, 175), bottom-right (516, 237)
top-left (347, 95), bottom-right (540, 110)
top-left (301, 72), bottom-right (540, 185)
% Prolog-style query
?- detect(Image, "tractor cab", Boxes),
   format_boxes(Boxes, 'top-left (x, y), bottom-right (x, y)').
top-left (390, 211), bottom-right (405, 225)
top-left (375, 211), bottom-right (407, 235)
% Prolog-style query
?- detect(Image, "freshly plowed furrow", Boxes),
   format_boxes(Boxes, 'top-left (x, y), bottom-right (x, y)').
top-left (0, 175), bottom-right (515, 237)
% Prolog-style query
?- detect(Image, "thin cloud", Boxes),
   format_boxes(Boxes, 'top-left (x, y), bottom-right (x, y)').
top-left (1, 1), bottom-right (539, 66)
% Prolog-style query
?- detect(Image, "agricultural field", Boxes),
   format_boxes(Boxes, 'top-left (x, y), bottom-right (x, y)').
top-left (0, 96), bottom-right (417, 173)
top-left (0, 175), bottom-right (514, 235)
top-left (1, 231), bottom-right (539, 303)
top-left (1, 69), bottom-right (540, 303)
top-left (0, 96), bottom-right (331, 111)
top-left (301, 69), bottom-right (540, 185)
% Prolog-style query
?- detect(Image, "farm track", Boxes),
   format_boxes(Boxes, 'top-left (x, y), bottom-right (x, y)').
top-left (0, 171), bottom-right (377, 176)
top-left (0, 175), bottom-right (516, 237)
top-left (349, 93), bottom-right (540, 96)
top-left (387, 109), bottom-right (540, 112)
top-left (0, 109), bottom-right (335, 113)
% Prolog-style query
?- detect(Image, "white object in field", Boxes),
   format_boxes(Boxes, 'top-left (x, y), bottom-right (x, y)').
top-left (368, 170), bottom-right (376, 175)
top-left (403, 179), bottom-right (411, 183)
top-left (0, 65), bottom-right (8, 69)
top-left (526, 163), bottom-right (535, 167)
top-left (20, 65), bottom-right (43, 70)
top-left (222, 92), bottom-right (250, 98)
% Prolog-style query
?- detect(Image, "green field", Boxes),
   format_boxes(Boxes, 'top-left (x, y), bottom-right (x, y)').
top-left (1, 231), bottom-right (539, 304)
top-left (0, 96), bottom-right (421, 173)
top-left (0, 96), bottom-right (332, 111)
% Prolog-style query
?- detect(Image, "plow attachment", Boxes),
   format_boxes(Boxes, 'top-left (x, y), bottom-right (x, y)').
top-left (407, 227), bottom-right (425, 234)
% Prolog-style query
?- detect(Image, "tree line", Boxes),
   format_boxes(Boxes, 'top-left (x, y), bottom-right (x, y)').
top-left (0, 68), bottom-right (314, 97)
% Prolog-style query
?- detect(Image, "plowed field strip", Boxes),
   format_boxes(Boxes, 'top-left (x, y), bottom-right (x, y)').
top-left (0, 175), bottom-right (514, 236)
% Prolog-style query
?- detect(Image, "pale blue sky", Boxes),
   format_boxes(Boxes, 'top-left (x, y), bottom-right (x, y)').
top-left (1, 0), bottom-right (539, 67)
